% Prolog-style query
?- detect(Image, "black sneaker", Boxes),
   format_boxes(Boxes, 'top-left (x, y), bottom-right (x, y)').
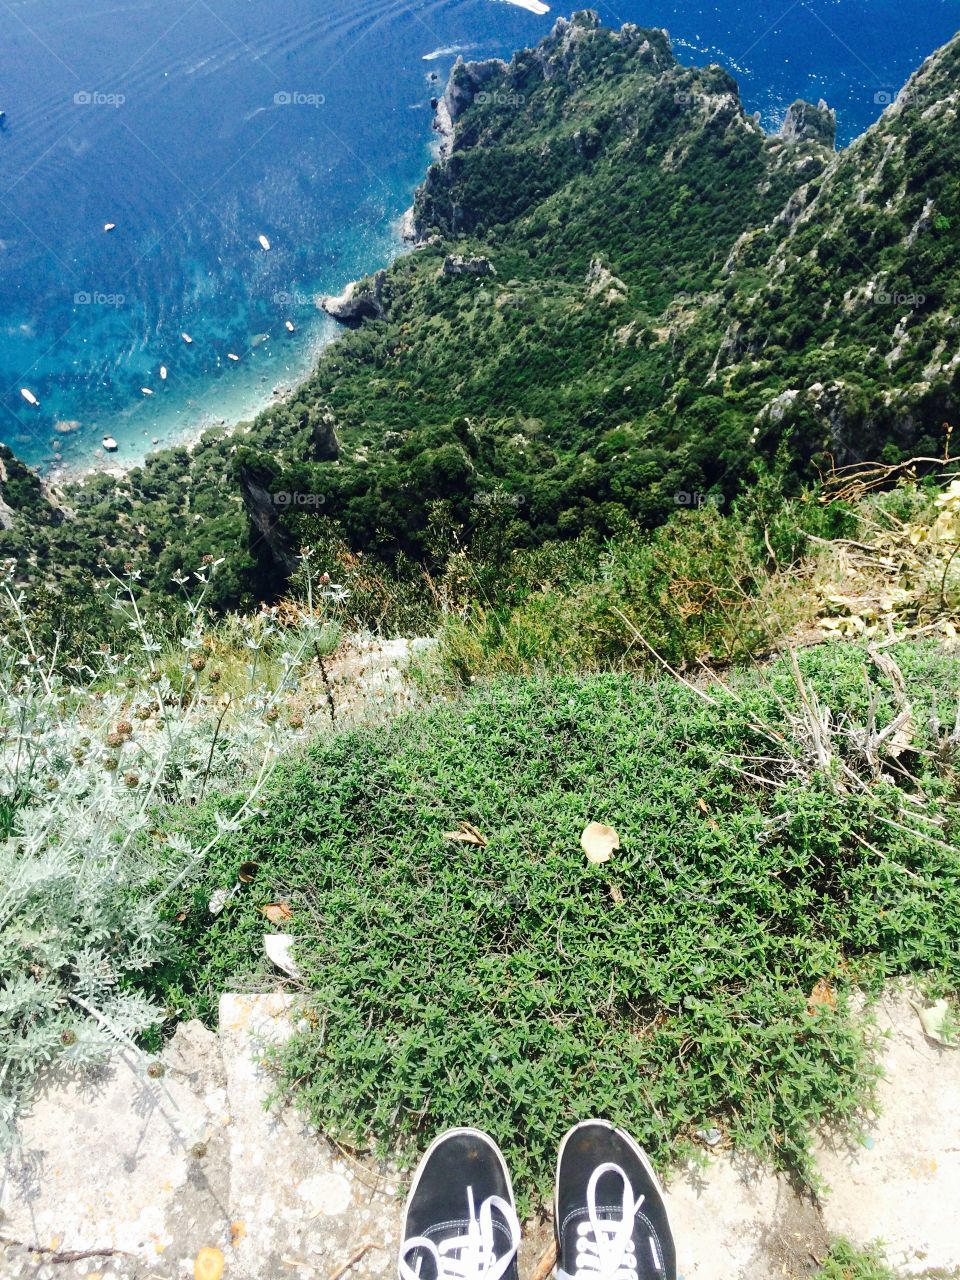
top-left (398, 1128), bottom-right (521, 1280)
top-left (554, 1120), bottom-right (676, 1280)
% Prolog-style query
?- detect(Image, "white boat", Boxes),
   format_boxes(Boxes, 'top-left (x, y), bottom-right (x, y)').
top-left (20, 388), bottom-right (39, 406)
top-left (102, 435), bottom-right (118, 451)
top-left (181, 332), bottom-right (193, 344)
top-left (160, 365), bottom-right (168, 379)
top-left (227, 353), bottom-right (240, 361)
top-left (258, 234), bottom-right (271, 251)
top-left (104, 222), bottom-right (116, 232)
top-left (141, 387), bottom-right (153, 395)
top-left (285, 320), bottom-right (295, 332)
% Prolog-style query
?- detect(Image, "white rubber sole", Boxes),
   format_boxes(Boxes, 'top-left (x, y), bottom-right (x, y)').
top-left (401, 1126), bottom-right (517, 1242)
top-left (553, 1118), bottom-right (671, 1237)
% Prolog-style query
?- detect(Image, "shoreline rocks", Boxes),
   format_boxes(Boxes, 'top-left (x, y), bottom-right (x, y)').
top-left (399, 206), bottom-right (418, 243)
top-left (319, 270), bottom-right (386, 325)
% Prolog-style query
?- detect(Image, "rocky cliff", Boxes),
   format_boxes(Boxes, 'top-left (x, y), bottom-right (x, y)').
top-left (2, 11), bottom-right (959, 611)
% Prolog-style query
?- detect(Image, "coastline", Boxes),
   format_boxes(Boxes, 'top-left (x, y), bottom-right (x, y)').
top-left (46, 358), bottom-right (310, 489)
top-left (46, 223), bottom-right (416, 491)
top-left (44, 81), bottom-right (458, 494)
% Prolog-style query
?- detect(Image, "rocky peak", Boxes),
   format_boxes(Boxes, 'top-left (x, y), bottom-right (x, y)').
top-left (537, 10), bottom-right (607, 81)
top-left (308, 406), bottom-right (340, 461)
top-left (440, 57), bottom-right (508, 126)
top-left (548, 9), bottom-right (602, 40)
top-left (779, 98), bottom-right (837, 149)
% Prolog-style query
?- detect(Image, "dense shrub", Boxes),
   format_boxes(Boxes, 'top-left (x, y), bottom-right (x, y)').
top-left (139, 641), bottom-right (960, 1207)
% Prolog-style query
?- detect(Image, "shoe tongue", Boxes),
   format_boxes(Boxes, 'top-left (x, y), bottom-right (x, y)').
top-left (425, 1216), bottom-right (513, 1258)
top-left (575, 1204), bottom-right (628, 1230)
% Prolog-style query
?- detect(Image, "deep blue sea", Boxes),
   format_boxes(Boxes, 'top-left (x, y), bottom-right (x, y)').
top-left (1, 0), bottom-right (957, 475)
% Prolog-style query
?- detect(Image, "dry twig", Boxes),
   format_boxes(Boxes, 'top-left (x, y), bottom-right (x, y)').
top-left (328, 1241), bottom-right (382, 1280)
top-left (0, 1236), bottom-right (134, 1265)
top-left (529, 1240), bottom-right (559, 1280)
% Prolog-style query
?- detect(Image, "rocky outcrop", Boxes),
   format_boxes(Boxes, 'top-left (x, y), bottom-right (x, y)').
top-left (0, 997), bottom-right (406, 1280)
top-left (779, 98), bottom-right (837, 149)
top-left (756, 387), bottom-right (802, 426)
top-left (237, 460), bottom-right (299, 579)
top-left (399, 206), bottom-right (418, 243)
top-left (585, 258), bottom-right (628, 304)
top-left (0, 491), bottom-right (16, 531)
top-left (308, 405), bottom-right (340, 461)
top-left (433, 56), bottom-right (508, 158)
top-left (441, 254), bottom-right (497, 278)
top-left (320, 270), bottom-right (386, 325)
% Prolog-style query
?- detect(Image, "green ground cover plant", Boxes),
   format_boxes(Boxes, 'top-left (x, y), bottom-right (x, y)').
top-left (817, 1239), bottom-right (899, 1280)
top-left (139, 639), bottom-right (960, 1209)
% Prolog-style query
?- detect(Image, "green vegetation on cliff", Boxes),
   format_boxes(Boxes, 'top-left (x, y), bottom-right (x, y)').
top-left (0, 12), bottom-right (958, 648)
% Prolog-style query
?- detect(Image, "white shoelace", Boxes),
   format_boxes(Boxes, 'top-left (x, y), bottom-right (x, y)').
top-left (399, 1186), bottom-right (521, 1280)
top-left (564, 1161), bottom-right (658, 1280)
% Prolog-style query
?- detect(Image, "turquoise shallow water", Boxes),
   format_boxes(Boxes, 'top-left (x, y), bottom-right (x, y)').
top-left (0, 0), bottom-right (957, 474)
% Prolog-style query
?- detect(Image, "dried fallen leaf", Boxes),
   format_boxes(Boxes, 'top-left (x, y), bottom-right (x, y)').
top-left (194, 1248), bottom-right (225, 1280)
top-left (443, 821), bottom-right (487, 847)
top-left (807, 978), bottom-right (837, 1015)
top-left (265, 933), bottom-right (301, 978)
top-left (581, 822), bottom-right (620, 864)
top-left (696, 797), bottom-right (709, 815)
top-left (609, 883), bottom-right (624, 904)
top-left (237, 860), bottom-right (259, 884)
top-left (913, 998), bottom-right (957, 1047)
top-left (261, 901), bottom-right (293, 925)
top-left (208, 887), bottom-right (230, 915)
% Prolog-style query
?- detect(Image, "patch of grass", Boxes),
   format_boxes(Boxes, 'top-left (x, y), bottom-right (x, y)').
top-left (817, 1239), bottom-right (899, 1280)
top-left (147, 609), bottom-right (341, 709)
top-left (427, 478), bottom-right (856, 681)
top-left (139, 641), bottom-right (960, 1211)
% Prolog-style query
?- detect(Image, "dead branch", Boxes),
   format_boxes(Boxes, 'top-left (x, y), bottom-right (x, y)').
top-left (610, 607), bottom-right (720, 706)
top-left (788, 649), bottom-right (833, 772)
top-left (818, 451), bottom-right (960, 505)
